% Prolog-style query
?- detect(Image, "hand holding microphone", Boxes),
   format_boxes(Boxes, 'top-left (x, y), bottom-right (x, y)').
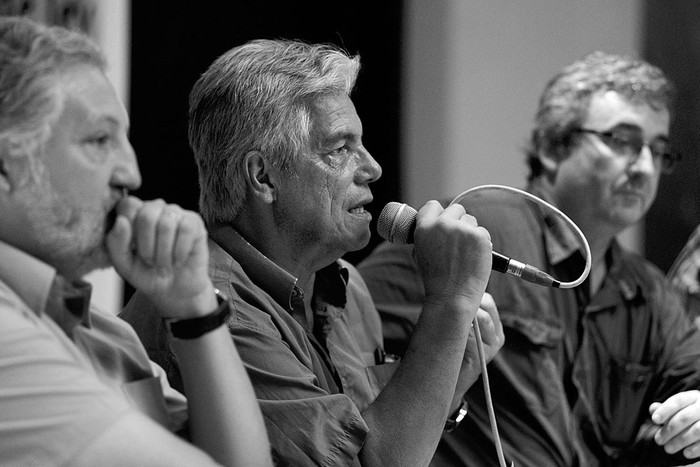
top-left (378, 201), bottom-right (560, 288)
top-left (380, 200), bottom-right (494, 305)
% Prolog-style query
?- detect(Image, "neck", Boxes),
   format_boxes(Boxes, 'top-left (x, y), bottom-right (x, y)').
top-left (232, 212), bottom-right (324, 291)
top-left (580, 223), bottom-right (617, 296)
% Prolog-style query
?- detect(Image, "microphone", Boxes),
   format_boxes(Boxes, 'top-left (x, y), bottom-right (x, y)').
top-left (377, 202), bottom-right (560, 288)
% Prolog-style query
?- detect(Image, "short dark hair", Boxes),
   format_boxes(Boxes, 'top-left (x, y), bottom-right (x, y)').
top-left (525, 51), bottom-right (674, 180)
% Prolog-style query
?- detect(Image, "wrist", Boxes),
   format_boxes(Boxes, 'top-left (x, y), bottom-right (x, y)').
top-left (423, 292), bottom-right (480, 314)
top-left (165, 288), bottom-right (232, 339)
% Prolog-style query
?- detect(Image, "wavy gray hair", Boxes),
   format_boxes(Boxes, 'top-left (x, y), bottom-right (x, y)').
top-left (188, 39), bottom-right (361, 225)
top-left (0, 16), bottom-right (104, 168)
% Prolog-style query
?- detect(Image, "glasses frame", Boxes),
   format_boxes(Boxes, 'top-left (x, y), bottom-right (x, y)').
top-left (574, 128), bottom-right (682, 174)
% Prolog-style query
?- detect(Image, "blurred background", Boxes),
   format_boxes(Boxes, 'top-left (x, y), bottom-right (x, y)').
top-left (5, 0), bottom-right (699, 313)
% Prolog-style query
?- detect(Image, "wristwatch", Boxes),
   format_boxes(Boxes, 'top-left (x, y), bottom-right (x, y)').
top-left (165, 289), bottom-right (232, 339)
top-left (444, 398), bottom-right (469, 432)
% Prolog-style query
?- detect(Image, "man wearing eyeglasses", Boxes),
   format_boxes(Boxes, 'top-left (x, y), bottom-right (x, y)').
top-left (358, 51), bottom-right (700, 465)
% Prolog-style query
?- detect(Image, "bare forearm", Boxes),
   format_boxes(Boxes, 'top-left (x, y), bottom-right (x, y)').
top-left (173, 326), bottom-right (272, 466)
top-left (359, 296), bottom-right (476, 466)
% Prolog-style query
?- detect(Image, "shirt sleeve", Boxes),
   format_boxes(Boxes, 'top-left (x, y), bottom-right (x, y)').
top-left (230, 309), bottom-right (369, 466)
top-left (650, 282), bottom-right (700, 401)
top-left (0, 293), bottom-right (138, 466)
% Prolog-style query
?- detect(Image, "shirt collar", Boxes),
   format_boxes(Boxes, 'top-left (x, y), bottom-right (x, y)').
top-left (208, 224), bottom-right (350, 313)
top-left (0, 239), bottom-right (57, 316)
top-left (601, 240), bottom-right (644, 303)
top-left (528, 177), bottom-right (583, 266)
top-left (208, 224), bottom-right (304, 311)
top-left (528, 178), bottom-right (644, 303)
top-left (0, 240), bottom-right (93, 327)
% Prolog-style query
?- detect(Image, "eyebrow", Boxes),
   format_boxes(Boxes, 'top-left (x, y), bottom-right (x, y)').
top-left (321, 128), bottom-right (361, 147)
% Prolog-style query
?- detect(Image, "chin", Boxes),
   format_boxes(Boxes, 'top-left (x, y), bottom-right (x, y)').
top-left (348, 229), bottom-right (372, 251)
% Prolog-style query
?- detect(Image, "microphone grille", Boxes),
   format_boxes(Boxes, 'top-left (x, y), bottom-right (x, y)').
top-left (377, 202), bottom-right (417, 244)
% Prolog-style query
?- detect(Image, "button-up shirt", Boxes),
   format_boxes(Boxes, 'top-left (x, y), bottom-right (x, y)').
top-left (0, 240), bottom-right (186, 466)
top-left (359, 179), bottom-right (700, 466)
top-left (122, 225), bottom-right (396, 466)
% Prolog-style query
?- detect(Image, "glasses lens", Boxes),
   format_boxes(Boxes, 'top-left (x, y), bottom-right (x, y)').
top-left (661, 152), bottom-right (681, 173)
top-left (607, 129), bottom-right (678, 172)
top-left (602, 129), bottom-right (642, 157)
top-left (649, 139), bottom-right (671, 160)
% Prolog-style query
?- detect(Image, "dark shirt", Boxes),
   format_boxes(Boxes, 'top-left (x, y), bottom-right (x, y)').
top-left (122, 225), bottom-right (398, 466)
top-left (358, 180), bottom-right (700, 466)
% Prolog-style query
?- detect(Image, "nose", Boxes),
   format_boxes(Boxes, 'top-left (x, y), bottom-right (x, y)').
top-left (628, 144), bottom-right (656, 174)
top-left (356, 147), bottom-right (382, 184)
top-left (111, 139), bottom-right (142, 191)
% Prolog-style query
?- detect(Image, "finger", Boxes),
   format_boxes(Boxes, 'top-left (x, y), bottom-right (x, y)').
top-left (443, 202), bottom-right (467, 218)
top-left (681, 438), bottom-right (700, 460)
top-left (458, 211), bottom-right (479, 228)
top-left (653, 394), bottom-right (700, 447)
top-left (132, 199), bottom-right (167, 266)
top-left (657, 416), bottom-right (700, 456)
top-left (474, 308), bottom-right (496, 341)
top-left (154, 205), bottom-right (182, 270)
top-left (171, 212), bottom-right (206, 266)
top-left (416, 199), bottom-right (447, 226)
top-left (651, 391), bottom-right (700, 425)
top-left (106, 214), bottom-right (134, 274)
top-left (115, 195), bottom-right (143, 222)
top-left (480, 292), bottom-right (503, 336)
top-left (480, 292), bottom-right (497, 314)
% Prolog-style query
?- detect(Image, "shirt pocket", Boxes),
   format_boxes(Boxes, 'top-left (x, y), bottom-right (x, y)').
top-left (365, 361), bottom-right (400, 396)
top-left (598, 358), bottom-right (654, 445)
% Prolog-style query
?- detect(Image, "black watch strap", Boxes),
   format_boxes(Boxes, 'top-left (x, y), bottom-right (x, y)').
top-left (166, 289), bottom-right (232, 339)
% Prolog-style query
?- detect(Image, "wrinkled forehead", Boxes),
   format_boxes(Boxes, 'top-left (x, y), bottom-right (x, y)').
top-left (308, 94), bottom-right (361, 143)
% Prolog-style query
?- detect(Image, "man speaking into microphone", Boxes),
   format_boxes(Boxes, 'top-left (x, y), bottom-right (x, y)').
top-left (122, 39), bottom-right (504, 465)
top-left (359, 52), bottom-right (700, 466)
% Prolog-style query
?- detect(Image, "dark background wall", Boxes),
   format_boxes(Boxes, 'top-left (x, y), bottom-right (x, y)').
top-left (130, 1), bottom-right (700, 283)
top-left (644, 1), bottom-right (700, 273)
top-left (129, 1), bottom-right (403, 271)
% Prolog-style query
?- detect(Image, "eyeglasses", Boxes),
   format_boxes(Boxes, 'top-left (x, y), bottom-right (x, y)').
top-left (574, 127), bottom-right (682, 174)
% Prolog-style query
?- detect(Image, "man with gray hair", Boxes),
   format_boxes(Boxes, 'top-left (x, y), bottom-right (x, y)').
top-left (358, 51), bottom-right (700, 465)
top-left (123, 39), bottom-right (504, 465)
top-left (0, 16), bottom-right (271, 466)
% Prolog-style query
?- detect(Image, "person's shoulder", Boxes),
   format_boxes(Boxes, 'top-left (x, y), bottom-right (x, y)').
top-left (618, 250), bottom-right (688, 311)
top-left (618, 247), bottom-right (666, 283)
top-left (453, 188), bottom-right (533, 228)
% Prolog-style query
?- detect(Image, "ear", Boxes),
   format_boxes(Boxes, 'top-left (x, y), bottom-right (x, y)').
top-left (0, 148), bottom-right (32, 193)
top-left (538, 151), bottom-right (558, 174)
top-left (242, 150), bottom-right (277, 204)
